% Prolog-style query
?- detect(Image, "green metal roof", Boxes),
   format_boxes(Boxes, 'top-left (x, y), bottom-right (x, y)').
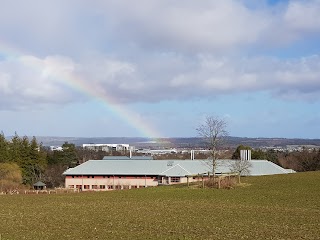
top-left (102, 156), bottom-right (153, 160)
top-left (33, 181), bottom-right (46, 187)
top-left (63, 159), bottom-right (294, 177)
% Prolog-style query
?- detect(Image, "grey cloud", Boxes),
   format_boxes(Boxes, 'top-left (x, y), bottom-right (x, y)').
top-left (0, 55), bottom-right (80, 110)
top-left (1, 0), bottom-right (320, 56)
top-left (284, 0), bottom-right (320, 33)
top-left (1, 1), bottom-right (320, 110)
top-left (1, 53), bottom-right (320, 110)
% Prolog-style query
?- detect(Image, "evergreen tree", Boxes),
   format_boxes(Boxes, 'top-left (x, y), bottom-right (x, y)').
top-left (0, 132), bottom-right (9, 162)
top-left (8, 132), bottom-right (22, 164)
top-left (232, 145), bottom-right (252, 159)
top-left (61, 142), bottom-right (78, 167)
top-left (19, 136), bottom-right (32, 184)
top-left (47, 142), bottom-right (78, 167)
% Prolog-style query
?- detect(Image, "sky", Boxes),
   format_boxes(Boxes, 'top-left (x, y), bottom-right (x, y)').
top-left (0, 0), bottom-right (320, 139)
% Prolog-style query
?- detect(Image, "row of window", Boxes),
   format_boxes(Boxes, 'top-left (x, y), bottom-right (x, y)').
top-left (69, 185), bottom-right (146, 190)
top-left (171, 177), bottom-right (181, 183)
top-left (71, 175), bottom-right (157, 179)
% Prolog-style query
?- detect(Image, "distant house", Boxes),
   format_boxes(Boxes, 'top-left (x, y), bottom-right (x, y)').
top-left (63, 157), bottom-right (295, 191)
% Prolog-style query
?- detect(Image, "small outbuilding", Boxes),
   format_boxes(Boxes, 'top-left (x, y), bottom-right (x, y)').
top-left (33, 181), bottom-right (46, 190)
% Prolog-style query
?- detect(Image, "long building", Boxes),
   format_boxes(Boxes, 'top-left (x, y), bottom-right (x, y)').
top-left (63, 157), bottom-right (294, 191)
top-left (82, 143), bottom-right (135, 152)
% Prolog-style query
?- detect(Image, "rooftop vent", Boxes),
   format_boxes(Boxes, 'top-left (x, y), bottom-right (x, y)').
top-left (167, 161), bottom-right (174, 166)
top-left (240, 150), bottom-right (251, 161)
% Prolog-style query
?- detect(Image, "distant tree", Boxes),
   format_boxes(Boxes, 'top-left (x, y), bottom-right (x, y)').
top-left (265, 149), bottom-right (279, 164)
top-left (8, 132), bottom-right (22, 164)
top-left (44, 142), bottom-right (79, 188)
top-left (229, 159), bottom-right (252, 182)
top-left (196, 115), bottom-right (229, 178)
top-left (43, 164), bottom-right (66, 188)
top-left (299, 149), bottom-right (320, 171)
top-left (232, 145), bottom-right (252, 159)
top-left (0, 131), bottom-right (9, 162)
top-left (76, 148), bottom-right (107, 163)
top-left (0, 162), bottom-right (22, 193)
top-left (47, 142), bottom-right (78, 167)
top-left (251, 149), bottom-right (266, 159)
top-left (25, 137), bottom-right (47, 184)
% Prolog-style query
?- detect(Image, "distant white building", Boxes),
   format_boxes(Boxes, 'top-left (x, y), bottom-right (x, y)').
top-left (82, 143), bottom-right (135, 152)
top-left (136, 148), bottom-right (178, 155)
top-left (50, 146), bottom-right (63, 151)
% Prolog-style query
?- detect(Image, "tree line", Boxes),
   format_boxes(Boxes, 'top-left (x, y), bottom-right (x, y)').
top-left (0, 132), bottom-right (125, 191)
top-left (1, 130), bottom-right (319, 192)
top-left (232, 144), bottom-right (320, 172)
top-left (0, 132), bottom-right (47, 186)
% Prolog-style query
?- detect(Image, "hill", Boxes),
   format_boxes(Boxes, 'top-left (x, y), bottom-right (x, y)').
top-left (11, 136), bottom-right (320, 149)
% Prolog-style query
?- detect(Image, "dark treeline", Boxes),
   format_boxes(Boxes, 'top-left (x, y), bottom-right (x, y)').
top-left (232, 145), bottom-right (320, 172)
top-left (0, 132), bottom-right (46, 185)
top-left (0, 133), bottom-right (114, 189)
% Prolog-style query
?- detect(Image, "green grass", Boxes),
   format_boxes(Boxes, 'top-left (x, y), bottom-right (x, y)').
top-left (0, 172), bottom-right (320, 239)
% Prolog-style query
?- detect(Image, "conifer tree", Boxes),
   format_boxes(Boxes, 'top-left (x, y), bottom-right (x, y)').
top-left (0, 131), bottom-right (9, 162)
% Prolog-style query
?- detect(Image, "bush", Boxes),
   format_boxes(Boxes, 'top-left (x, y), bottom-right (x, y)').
top-left (0, 163), bottom-right (23, 193)
top-left (204, 175), bottom-right (238, 189)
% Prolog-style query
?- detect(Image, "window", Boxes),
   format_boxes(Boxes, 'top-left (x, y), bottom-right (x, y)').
top-left (92, 185), bottom-right (98, 189)
top-left (171, 177), bottom-right (180, 183)
top-left (76, 185), bottom-right (82, 189)
top-left (83, 185), bottom-right (90, 189)
top-left (68, 185), bottom-right (74, 188)
top-left (72, 176), bottom-right (74, 178)
top-left (99, 185), bottom-right (106, 189)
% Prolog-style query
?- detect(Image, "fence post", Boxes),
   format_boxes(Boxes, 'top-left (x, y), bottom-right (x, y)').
top-left (202, 175), bottom-right (204, 188)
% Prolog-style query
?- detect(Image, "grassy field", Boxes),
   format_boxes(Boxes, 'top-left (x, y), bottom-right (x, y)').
top-left (0, 172), bottom-right (319, 239)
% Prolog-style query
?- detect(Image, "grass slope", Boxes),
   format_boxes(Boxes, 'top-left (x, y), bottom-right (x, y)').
top-left (0, 172), bottom-right (319, 239)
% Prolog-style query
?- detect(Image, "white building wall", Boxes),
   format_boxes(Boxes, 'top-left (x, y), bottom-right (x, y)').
top-left (65, 175), bottom-right (201, 191)
top-left (65, 176), bottom-right (159, 191)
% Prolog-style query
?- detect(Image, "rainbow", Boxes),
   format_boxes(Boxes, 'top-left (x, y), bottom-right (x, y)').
top-left (58, 70), bottom-right (162, 139)
top-left (0, 40), bottom-right (162, 139)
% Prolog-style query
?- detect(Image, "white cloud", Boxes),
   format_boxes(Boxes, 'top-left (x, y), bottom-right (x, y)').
top-left (1, 0), bottom-right (319, 55)
top-left (0, 0), bottom-right (320, 110)
top-left (1, 53), bottom-right (320, 110)
top-left (0, 55), bottom-right (77, 110)
top-left (284, 0), bottom-right (320, 33)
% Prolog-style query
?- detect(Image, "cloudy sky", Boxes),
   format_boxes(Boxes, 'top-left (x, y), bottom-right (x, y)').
top-left (0, 0), bottom-right (320, 139)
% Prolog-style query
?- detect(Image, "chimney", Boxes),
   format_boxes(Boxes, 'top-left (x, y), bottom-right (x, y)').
top-left (240, 149), bottom-right (251, 160)
top-left (191, 150), bottom-right (195, 160)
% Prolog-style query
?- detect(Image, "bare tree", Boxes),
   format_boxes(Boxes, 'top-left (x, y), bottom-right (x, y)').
top-left (229, 160), bottom-right (252, 182)
top-left (196, 115), bottom-right (228, 178)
